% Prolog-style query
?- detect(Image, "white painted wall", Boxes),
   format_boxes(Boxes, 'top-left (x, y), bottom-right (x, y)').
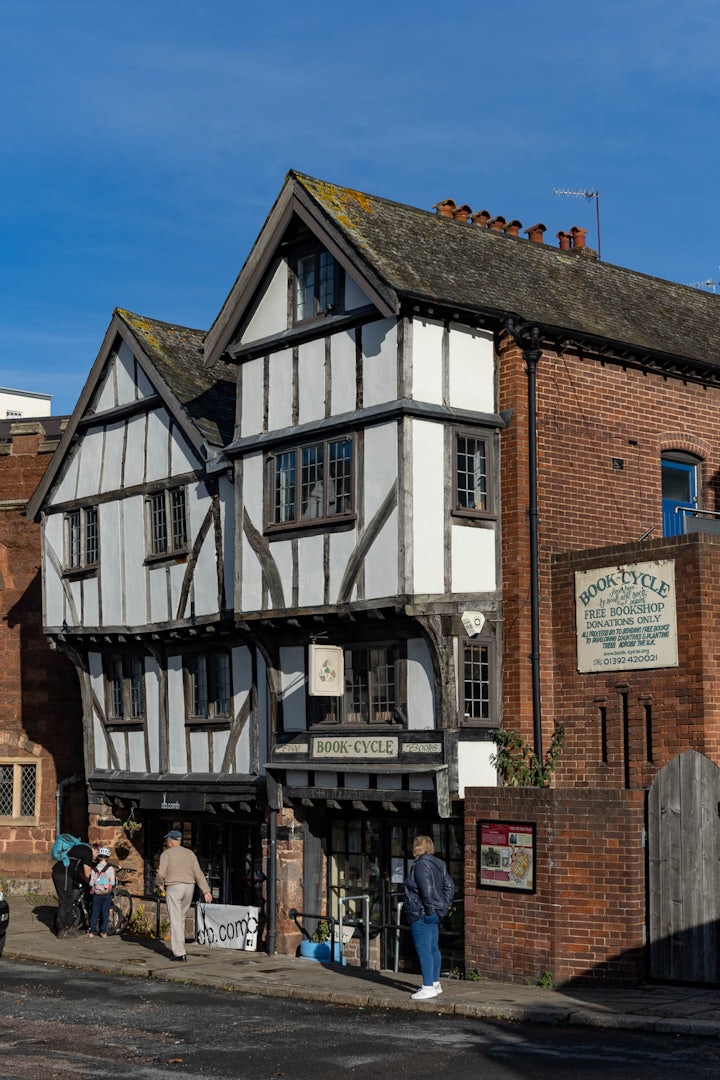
top-left (239, 454), bottom-right (264, 612)
top-left (344, 272), bottom-right (369, 312)
top-left (411, 419), bottom-right (444, 595)
top-left (298, 337), bottom-right (325, 425)
top-left (240, 357), bottom-right (264, 439)
top-left (363, 320), bottom-right (397, 407)
top-left (330, 329), bottom-right (356, 416)
top-left (76, 428), bottom-right (104, 497)
top-left (450, 525), bottom-right (496, 593)
top-left (145, 410), bottom-right (171, 482)
top-left (268, 350), bottom-right (293, 431)
top-left (240, 261), bottom-right (289, 344)
top-left (457, 741), bottom-right (497, 795)
top-left (115, 342), bottom-right (138, 407)
top-left (448, 325), bottom-right (494, 413)
top-left (279, 647), bottom-right (306, 731)
top-left (406, 638), bottom-right (436, 729)
top-left (145, 658), bottom-right (161, 772)
top-left (101, 421), bottom-right (125, 493)
top-left (410, 318), bottom-right (443, 404)
top-left (167, 657), bottom-right (187, 772)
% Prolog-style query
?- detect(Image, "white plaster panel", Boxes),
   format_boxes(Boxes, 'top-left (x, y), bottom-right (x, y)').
top-left (240, 357), bottom-right (264, 439)
top-left (190, 533), bottom-right (217, 618)
top-left (110, 731), bottom-right (126, 770)
top-left (232, 646), bottom-right (253, 770)
top-left (127, 731), bottom-right (146, 772)
top-left (267, 538), bottom-right (292, 612)
top-left (330, 330), bottom-right (356, 416)
top-left (93, 712), bottom-right (108, 769)
top-left (43, 516), bottom-right (65, 627)
top-left (189, 732), bottom-right (210, 773)
top-left (123, 414), bottom-right (148, 488)
top-left (169, 560), bottom-right (188, 620)
top-left (115, 342), bottom-right (138, 406)
top-left (167, 656), bottom-right (188, 773)
top-left (145, 659), bottom-right (160, 772)
top-left (410, 318), bottom-right (443, 404)
top-left (362, 320), bottom-right (397, 407)
top-left (457, 741), bottom-right (497, 796)
top-left (76, 428), bottom-right (103, 498)
top-left (67, 578), bottom-right (83, 629)
top-left (241, 534), bottom-right (263, 613)
top-left (81, 576), bottom-right (100, 627)
top-left (148, 563), bottom-right (170, 624)
top-left (363, 510), bottom-right (398, 599)
top-left (53, 445), bottom-right (80, 502)
top-left (280, 647), bottom-right (306, 732)
top-left (93, 365), bottom-right (117, 414)
top-left (219, 475), bottom-right (234, 610)
top-left (268, 350), bottom-right (293, 431)
top-left (411, 420), bottom-right (445, 595)
top-left (363, 423), bottom-right (398, 522)
top-left (448, 325), bottom-right (495, 413)
top-left (450, 525), bottom-right (497, 593)
top-left (240, 261), bottom-right (289, 344)
top-left (240, 455), bottom-right (264, 612)
top-left (122, 497), bottom-right (146, 627)
top-left (99, 501), bottom-right (122, 625)
top-left (136, 364), bottom-right (155, 399)
top-left (100, 421), bottom-right (125, 493)
top-left (298, 337), bottom-right (325, 425)
top-left (406, 638), bottom-right (435, 729)
top-left (297, 534), bottom-right (324, 608)
top-left (213, 730), bottom-right (230, 771)
top-left (344, 272), bottom-right (369, 312)
top-left (329, 527), bottom-right (357, 604)
top-left (170, 427), bottom-right (198, 475)
top-left (286, 769), bottom-right (309, 786)
top-left (256, 651), bottom-right (268, 774)
top-left (145, 410), bottom-right (171, 482)
top-left (344, 773), bottom-right (370, 788)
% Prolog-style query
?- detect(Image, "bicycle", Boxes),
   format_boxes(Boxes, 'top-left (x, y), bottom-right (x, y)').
top-left (70, 866), bottom-right (135, 936)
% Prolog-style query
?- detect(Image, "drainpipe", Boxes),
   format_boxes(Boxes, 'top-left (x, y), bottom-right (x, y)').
top-left (505, 319), bottom-right (544, 763)
top-left (55, 774), bottom-right (83, 836)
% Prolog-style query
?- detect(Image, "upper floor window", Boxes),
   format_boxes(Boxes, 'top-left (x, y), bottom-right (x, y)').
top-left (462, 639), bottom-right (494, 726)
top-left (295, 249), bottom-right (342, 322)
top-left (268, 437), bottom-right (354, 529)
top-left (64, 506), bottom-right (98, 571)
top-left (661, 452), bottom-right (699, 536)
top-left (311, 646), bottom-right (398, 726)
top-left (147, 486), bottom-right (188, 558)
top-left (453, 431), bottom-right (492, 516)
top-left (0, 761), bottom-right (37, 821)
top-left (105, 656), bottom-right (145, 725)
top-left (187, 651), bottom-right (232, 725)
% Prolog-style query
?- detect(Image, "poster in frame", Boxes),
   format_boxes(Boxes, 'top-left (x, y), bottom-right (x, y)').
top-left (477, 820), bottom-right (536, 893)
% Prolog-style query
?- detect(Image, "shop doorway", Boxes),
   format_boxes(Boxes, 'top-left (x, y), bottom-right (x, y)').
top-left (327, 817), bottom-right (463, 971)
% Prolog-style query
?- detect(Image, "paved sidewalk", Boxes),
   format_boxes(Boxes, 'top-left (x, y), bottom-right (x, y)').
top-left (4, 897), bottom-right (720, 1037)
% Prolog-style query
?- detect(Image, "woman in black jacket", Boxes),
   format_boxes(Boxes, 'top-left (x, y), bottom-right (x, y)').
top-left (403, 835), bottom-right (455, 1000)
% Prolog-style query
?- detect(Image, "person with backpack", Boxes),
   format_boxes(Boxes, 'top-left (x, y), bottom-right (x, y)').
top-left (403, 834), bottom-right (456, 1001)
top-left (88, 846), bottom-right (116, 938)
top-left (51, 833), bottom-right (94, 938)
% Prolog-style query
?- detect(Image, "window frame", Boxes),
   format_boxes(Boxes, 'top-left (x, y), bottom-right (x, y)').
top-left (185, 650), bottom-right (233, 729)
top-left (265, 435), bottom-right (355, 532)
top-left (145, 485), bottom-right (189, 561)
top-left (63, 505), bottom-right (99, 573)
top-left (0, 760), bottom-right (38, 823)
top-left (452, 429), bottom-right (495, 519)
top-left (104, 654), bottom-right (146, 728)
top-left (308, 644), bottom-right (401, 728)
top-left (460, 636), bottom-right (496, 728)
top-left (293, 246), bottom-right (344, 324)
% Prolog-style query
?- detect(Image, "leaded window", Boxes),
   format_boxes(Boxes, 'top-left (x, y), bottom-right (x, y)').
top-left (269, 437), bottom-right (354, 528)
top-left (105, 656), bottom-right (145, 724)
top-left (187, 651), bottom-right (232, 723)
top-left (455, 433), bottom-right (489, 513)
top-left (0, 762), bottom-right (37, 820)
top-left (147, 487), bottom-right (188, 557)
top-left (462, 640), bottom-right (493, 725)
top-left (312, 646), bottom-right (398, 725)
top-left (295, 249), bottom-right (342, 322)
top-left (64, 506), bottom-right (98, 570)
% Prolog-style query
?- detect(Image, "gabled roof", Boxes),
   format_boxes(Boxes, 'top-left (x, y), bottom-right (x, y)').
top-left (205, 170), bottom-right (720, 372)
top-left (27, 309), bottom-right (235, 520)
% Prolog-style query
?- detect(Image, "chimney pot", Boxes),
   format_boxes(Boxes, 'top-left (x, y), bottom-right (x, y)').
top-left (570, 226), bottom-right (588, 248)
top-left (488, 215), bottom-right (506, 232)
top-left (556, 230), bottom-right (572, 251)
top-left (524, 223), bottom-right (546, 243)
top-left (453, 204), bottom-right (472, 223)
top-left (471, 209), bottom-right (491, 227)
top-left (504, 219), bottom-right (523, 237)
top-left (433, 199), bottom-right (457, 219)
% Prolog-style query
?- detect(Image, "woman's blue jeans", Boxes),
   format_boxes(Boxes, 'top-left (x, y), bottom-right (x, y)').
top-left (411, 913), bottom-right (441, 986)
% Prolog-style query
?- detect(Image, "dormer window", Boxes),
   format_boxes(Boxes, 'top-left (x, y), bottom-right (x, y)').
top-left (295, 249), bottom-right (342, 322)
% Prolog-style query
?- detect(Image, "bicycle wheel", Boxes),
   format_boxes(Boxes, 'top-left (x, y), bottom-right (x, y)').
top-left (108, 889), bottom-right (133, 935)
top-left (69, 901), bottom-right (85, 932)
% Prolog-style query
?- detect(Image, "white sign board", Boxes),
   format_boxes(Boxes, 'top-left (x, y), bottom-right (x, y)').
top-left (195, 903), bottom-right (260, 951)
top-left (575, 559), bottom-right (678, 673)
top-left (308, 643), bottom-right (344, 696)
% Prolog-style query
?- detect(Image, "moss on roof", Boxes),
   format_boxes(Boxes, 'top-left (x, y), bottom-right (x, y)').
top-left (117, 310), bottom-right (235, 447)
top-left (293, 171), bottom-right (720, 367)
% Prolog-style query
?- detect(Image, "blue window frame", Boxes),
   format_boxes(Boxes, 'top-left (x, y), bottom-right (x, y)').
top-left (661, 455), bottom-right (698, 536)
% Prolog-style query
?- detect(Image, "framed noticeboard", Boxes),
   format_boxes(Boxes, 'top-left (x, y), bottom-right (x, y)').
top-left (477, 820), bottom-right (536, 893)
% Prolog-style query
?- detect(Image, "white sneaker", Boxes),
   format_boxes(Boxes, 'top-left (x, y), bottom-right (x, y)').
top-left (433, 982), bottom-right (442, 993)
top-left (411, 986), bottom-right (440, 1001)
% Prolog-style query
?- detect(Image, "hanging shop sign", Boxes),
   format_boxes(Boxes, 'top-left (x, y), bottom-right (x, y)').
top-left (308, 643), bottom-right (345, 696)
top-left (477, 821), bottom-right (536, 893)
top-left (575, 559), bottom-right (678, 673)
top-left (195, 903), bottom-right (259, 951)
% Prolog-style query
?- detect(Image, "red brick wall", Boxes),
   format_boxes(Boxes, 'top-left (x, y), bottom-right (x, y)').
top-left (0, 422), bottom-right (85, 889)
top-left (464, 787), bottom-right (647, 985)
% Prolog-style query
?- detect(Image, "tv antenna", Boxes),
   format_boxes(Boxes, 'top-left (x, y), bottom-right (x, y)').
top-left (553, 187), bottom-right (601, 261)
top-left (686, 273), bottom-right (720, 293)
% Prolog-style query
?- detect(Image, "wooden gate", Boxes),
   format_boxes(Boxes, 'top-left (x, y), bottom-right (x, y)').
top-left (648, 749), bottom-right (720, 982)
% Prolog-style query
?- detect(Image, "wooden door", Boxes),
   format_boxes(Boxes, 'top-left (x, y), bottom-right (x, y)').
top-left (648, 750), bottom-right (720, 982)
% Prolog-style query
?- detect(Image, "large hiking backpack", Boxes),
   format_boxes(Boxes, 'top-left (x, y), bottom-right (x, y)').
top-left (51, 833), bottom-right (82, 867)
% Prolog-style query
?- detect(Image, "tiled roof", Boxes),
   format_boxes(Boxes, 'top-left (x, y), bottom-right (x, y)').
top-left (293, 172), bottom-right (720, 367)
top-left (117, 310), bottom-right (235, 447)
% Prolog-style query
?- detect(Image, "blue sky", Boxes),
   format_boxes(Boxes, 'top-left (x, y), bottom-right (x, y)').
top-left (3, 0), bottom-right (720, 415)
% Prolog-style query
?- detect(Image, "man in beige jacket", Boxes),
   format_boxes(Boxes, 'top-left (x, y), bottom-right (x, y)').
top-left (156, 829), bottom-right (212, 961)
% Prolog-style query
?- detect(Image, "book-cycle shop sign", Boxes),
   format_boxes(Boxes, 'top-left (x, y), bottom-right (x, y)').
top-left (575, 559), bottom-right (678, 673)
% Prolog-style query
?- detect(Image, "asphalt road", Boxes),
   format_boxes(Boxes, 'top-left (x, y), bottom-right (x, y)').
top-left (3, 959), bottom-right (720, 1080)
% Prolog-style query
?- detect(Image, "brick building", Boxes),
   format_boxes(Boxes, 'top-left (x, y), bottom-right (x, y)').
top-left (0, 417), bottom-right (85, 890)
